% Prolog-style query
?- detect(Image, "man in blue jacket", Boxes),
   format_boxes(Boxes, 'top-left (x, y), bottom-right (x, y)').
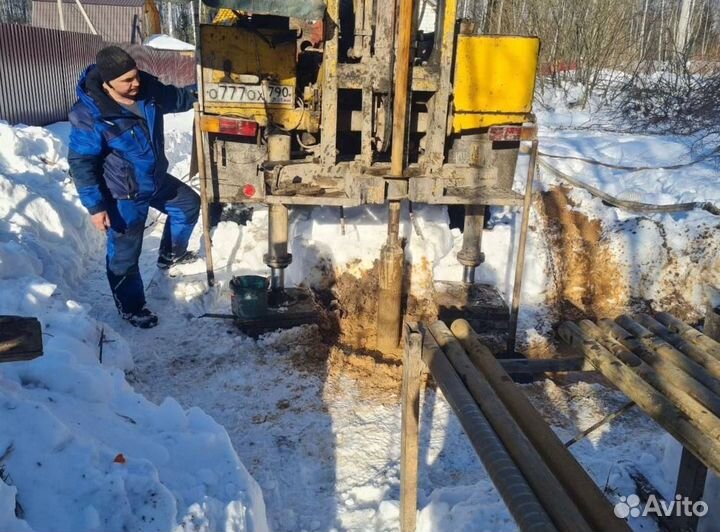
top-left (69, 46), bottom-right (199, 329)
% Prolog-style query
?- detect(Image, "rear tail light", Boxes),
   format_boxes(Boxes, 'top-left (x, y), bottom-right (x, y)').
top-left (201, 116), bottom-right (258, 137)
top-left (488, 125), bottom-right (537, 142)
top-left (242, 184), bottom-right (256, 198)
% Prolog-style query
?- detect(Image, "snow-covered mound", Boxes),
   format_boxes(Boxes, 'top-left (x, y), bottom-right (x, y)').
top-left (144, 34), bottom-right (196, 52)
top-left (0, 120), bottom-right (268, 532)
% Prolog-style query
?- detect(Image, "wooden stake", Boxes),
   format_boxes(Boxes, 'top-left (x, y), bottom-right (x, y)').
top-left (400, 323), bottom-right (422, 532)
top-left (193, 103), bottom-right (215, 287)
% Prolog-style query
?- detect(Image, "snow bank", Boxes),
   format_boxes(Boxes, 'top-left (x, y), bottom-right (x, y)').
top-left (144, 34), bottom-right (195, 52)
top-left (0, 119), bottom-right (269, 532)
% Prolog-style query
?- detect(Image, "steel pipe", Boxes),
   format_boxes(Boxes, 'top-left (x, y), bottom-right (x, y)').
top-left (596, 318), bottom-right (720, 419)
top-left (559, 321), bottom-right (720, 473)
top-left (603, 317), bottom-right (720, 397)
top-left (639, 314), bottom-right (720, 366)
top-left (264, 134), bottom-right (293, 291)
top-left (617, 314), bottom-right (720, 381)
top-left (656, 312), bottom-right (720, 360)
top-left (451, 319), bottom-right (630, 532)
top-left (581, 320), bottom-right (720, 439)
top-left (265, 203), bottom-right (292, 292)
top-left (377, 201), bottom-right (404, 350)
top-left (428, 321), bottom-right (593, 532)
top-left (422, 330), bottom-right (558, 532)
top-left (457, 204), bottom-right (486, 285)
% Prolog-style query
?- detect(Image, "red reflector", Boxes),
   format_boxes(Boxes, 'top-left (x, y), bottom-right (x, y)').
top-left (488, 125), bottom-right (538, 142)
top-left (219, 118), bottom-right (258, 137)
top-left (488, 126), bottom-right (522, 142)
top-left (242, 184), bottom-right (256, 198)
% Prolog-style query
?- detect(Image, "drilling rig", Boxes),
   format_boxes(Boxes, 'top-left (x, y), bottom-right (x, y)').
top-left (193, 0), bottom-right (540, 352)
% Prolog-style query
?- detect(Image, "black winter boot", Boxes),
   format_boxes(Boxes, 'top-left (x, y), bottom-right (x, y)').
top-left (122, 308), bottom-right (159, 329)
top-left (157, 250), bottom-right (200, 270)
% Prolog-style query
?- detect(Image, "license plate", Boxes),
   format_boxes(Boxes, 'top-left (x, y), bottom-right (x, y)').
top-left (204, 83), bottom-right (294, 105)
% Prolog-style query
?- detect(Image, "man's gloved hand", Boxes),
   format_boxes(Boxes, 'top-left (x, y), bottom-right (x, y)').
top-left (91, 211), bottom-right (111, 232)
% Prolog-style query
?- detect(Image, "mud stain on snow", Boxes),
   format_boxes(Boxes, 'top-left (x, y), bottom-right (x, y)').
top-left (296, 257), bottom-right (442, 399)
top-left (540, 186), bottom-right (629, 321)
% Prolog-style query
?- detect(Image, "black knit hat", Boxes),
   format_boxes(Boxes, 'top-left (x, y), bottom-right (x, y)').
top-left (96, 46), bottom-right (137, 83)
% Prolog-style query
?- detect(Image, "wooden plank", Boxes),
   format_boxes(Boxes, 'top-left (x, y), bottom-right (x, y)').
top-left (400, 323), bottom-right (422, 532)
top-left (0, 316), bottom-right (43, 362)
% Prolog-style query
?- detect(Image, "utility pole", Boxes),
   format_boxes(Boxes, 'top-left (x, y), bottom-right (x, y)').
top-left (57, 0), bottom-right (65, 30)
top-left (167, 1), bottom-right (174, 37)
top-left (189, 0), bottom-right (196, 44)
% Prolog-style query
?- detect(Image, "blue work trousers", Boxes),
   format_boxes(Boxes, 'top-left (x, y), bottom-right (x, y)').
top-left (105, 175), bottom-right (200, 314)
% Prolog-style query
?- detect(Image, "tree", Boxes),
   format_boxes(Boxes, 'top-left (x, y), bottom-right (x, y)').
top-left (1, 0), bottom-right (31, 24)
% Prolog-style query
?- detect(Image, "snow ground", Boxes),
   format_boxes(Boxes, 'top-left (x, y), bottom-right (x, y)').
top-left (1, 89), bottom-right (719, 531)
top-left (0, 119), bottom-right (268, 532)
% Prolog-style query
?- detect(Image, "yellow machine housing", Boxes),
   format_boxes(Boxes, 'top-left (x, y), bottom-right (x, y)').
top-left (193, 0), bottom-right (543, 351)
top-left (452, 35), bottom-right (540, 132)
top-left (200, 25), bottom-right (314, 130)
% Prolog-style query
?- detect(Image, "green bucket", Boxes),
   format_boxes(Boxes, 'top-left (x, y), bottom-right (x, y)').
top-left (230, 275), bottom-right (269, 318)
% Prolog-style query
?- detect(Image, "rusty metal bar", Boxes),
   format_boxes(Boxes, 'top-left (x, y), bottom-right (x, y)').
top-left (428, 321), bottom-right (593, 532)
top-left (422, 330), bottom-right (558, 532)
top-left (452, 319), bottom-right (632, 532)
top-left (559, 321), bottom-right (720, 473)
top-left (264, 135), bottom-right (293, 292)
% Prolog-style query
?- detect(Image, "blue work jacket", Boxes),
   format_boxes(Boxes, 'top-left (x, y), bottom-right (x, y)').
top-left (68, 65), bottom-right (196, 214)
